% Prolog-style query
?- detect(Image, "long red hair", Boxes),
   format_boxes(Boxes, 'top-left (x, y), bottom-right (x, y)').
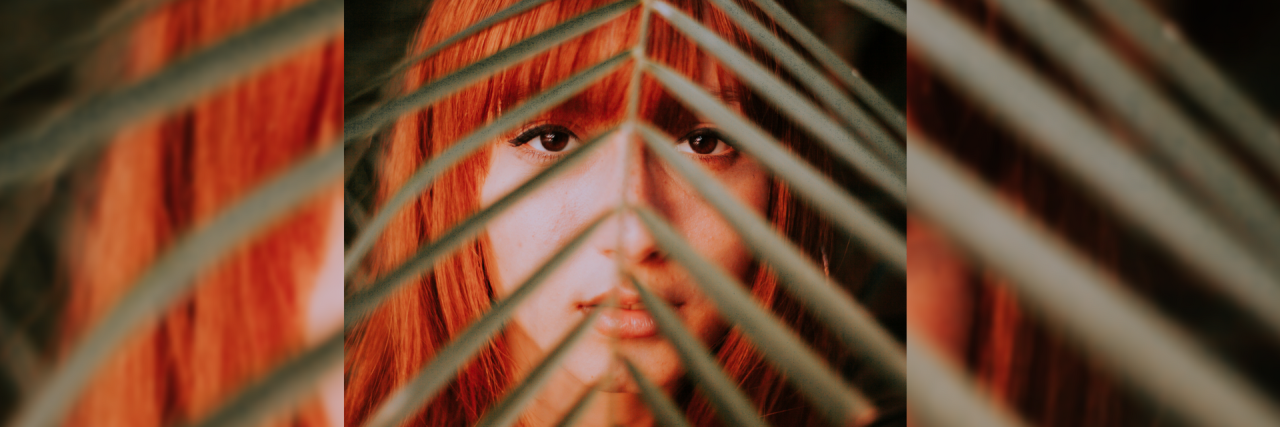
top-left (344, 1), bottom-right (891, 426)
top-left (61, 0), bottom-right (343, 426)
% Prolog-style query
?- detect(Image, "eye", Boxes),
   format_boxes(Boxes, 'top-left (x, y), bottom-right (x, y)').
top-left (511, 124), bottom-right (581, 153)
top-left (676, 128), bottom-right (731, 155)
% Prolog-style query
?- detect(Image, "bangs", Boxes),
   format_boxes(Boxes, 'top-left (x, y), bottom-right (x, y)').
top-left (410, 0), bottom-right (786, 144)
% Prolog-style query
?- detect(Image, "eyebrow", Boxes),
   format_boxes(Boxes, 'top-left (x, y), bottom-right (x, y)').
top-left (706, 86), bottom-right (747, 105)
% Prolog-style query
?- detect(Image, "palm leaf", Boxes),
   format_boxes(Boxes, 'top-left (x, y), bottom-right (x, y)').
top-left (909, 0), bottom-right (1280, 340)
top-left (908, 0), bottom-right (1280, 426)
top-left (342, 0), bottom-right (637, 144)
top-left (655, 1), bottom-right (904, 172)
top-left (343, 54), bottom-right (629, 277)
top-left (0, 311), bottom-right (45, 397)
top-left (637, 124), bottom-right (904, 383)
top-left (907, 335), bottom-right (1027, 427)
top-left (0, 0), bottom-right (343, 190)
top-left (8, 141), bottom-right (341, 427)
top-left (344, 128), bottom-right (616, 326)
top-left (473, 310), bottom-right (602, 427)
top-left (358, 212), bottom-right (612, 427)
top-left (744, 0), bottom-right (904, 134)
top-left (986, 0), bottom-right (1280, 260)
top-left (344, 0), bottom-right (556, 104)
top-left (834, 0), bottom-right (904, 34)
top-left (551, 386), bottom-right (601, 427)
top-left (706, 0), bottom-right (904, 156)
top-left (623, 359), bottom-right (696, 427)
top-left (184, 332), bottom-right (343, 427)
top-left (634, 206), bottom-right (875, 426)
top-left (629, 275), bottom-right (767, 427)
top-left (643, 60), bottom-right (905, 266)
top-left (1077, 0), bottom-right (1280, 179)
top-left (0, 0), bottom-right (179, 100)
top-left (908, 134), bottom-right (1280, 427)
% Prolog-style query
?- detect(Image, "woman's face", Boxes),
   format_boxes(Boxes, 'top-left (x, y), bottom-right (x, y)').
top-left (479, 74), bottom-right (770, 394)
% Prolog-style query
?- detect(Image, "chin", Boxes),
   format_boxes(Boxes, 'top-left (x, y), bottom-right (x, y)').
top-left (564, 334), bottom-right (686, 393)
top-left (613, 337), bottom-right (685, 390)
top-left (599, 362), bottom-right (639, 393)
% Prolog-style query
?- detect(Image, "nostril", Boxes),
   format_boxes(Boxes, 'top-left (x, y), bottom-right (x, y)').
top-left (639, 248), bottom-right (665, 264)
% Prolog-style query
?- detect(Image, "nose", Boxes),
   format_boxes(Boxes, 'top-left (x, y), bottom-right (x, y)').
top-left (597, 127), bottom-right (664, 267)
top-left (600, 210), bottom-right (663, 266)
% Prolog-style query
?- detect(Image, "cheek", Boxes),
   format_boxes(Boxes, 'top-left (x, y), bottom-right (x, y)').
top-left (479, 148), bottom-right (577, 296)
top-left (479, 146), bottom-right (601, 348)
top-left (674, 163), bottom-right (770, 278)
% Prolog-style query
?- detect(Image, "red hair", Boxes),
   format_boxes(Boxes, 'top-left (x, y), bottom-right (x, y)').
top-left (61, 0), bottom-right (343, 425)
top-left (345, 1), bottom-right (883, 426)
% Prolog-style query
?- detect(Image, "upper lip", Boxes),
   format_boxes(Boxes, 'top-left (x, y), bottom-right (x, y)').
top-left (580, 287), bottom-right (682, 310)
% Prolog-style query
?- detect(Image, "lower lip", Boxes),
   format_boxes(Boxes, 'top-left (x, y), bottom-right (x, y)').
top-left (592, 307), bottom-right (660, 339)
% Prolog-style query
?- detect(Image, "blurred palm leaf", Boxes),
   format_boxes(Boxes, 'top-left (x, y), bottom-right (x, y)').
top-left (0, 0), bottom-right (345, 426)
top-left (907, 0), bottom-right (1280, 426)
top-left (0, 0), bottom-right (344, 188)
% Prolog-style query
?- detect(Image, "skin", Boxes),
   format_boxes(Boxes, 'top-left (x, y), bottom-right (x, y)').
top-left (307, 193), bottom-right (345, 427)
top-left (904, 216), bottom-right (973, 427)
top-left (479, 79), bottom-right (770, 426)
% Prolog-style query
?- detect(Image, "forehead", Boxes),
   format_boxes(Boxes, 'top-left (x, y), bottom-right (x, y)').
top-left (455, 1), bottom-right (748, 123)
top-left (538, 63), bottom-right (744, 128)
top-left (408, 0), bottom-right (765, 145)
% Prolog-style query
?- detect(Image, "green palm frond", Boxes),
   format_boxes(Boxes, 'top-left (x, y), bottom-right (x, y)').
top-left (0, 3), bottom-right (347, 423)
top-left (634, 205), bottom-right (874, 426)
top-left (473, 310), bottom-right (602, 427)
top-left (343, 54), bottom-right (630, 278)
top-left (910, 0), bottom-right (1280, 338)
top-left (906, 336), bottom-right (1026, 427)
top-left (344, 129), bottom-right (618, 326)
top-left (745, 0), bottom-right (904, 133)
top-left (0, 0), bottom-right (343, 189)
top-left (636, 124), bottom-right (903, 380)
top-left (624, 358), bottom-right (695, 427)
top-left (344, 0), bottom-right (557, 105)
top-left (642, 60), bottom-right (905, 259)
top-left (551, 386), bottom-right (601, 427)
top-left (356, 212), bottom-right (614, 427)
top-left (629, 275), bottom-right (766, 427)
top-left (909, 133), bottom-right (1280, 427)
top-left (187, 332), bottom-right (344, 427)
top-left (0, 0), bottom-right (177, 101)
top-left (655, 2), bottom-right (904, 175)
top-left (7, 142), bottom-right (342, 427)
top-left (908, 0), bottom-right (1280, 426)
top-left (342, 0), bottom-right (637, 144)
top-left (985, 0), bottom-right (1280, 257)
top-left (1078, 0), bottom-right (1280, 177)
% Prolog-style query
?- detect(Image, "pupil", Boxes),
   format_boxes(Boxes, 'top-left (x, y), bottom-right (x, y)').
top-left (690, 134), bottom-right (718, 154)
top-left (542, 131), bottom-right (569, 152)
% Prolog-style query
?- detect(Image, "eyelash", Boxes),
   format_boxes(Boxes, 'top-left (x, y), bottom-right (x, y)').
top-left (508, 123), bottom-right (579, 164)
top-left (506, 123), bottom-right (739, 168)
top-left (677, 127), bottom-right (738, 168)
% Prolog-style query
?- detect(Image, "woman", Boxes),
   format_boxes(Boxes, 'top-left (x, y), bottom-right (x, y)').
top-left (59, 0), bottom-right (344, 425)
top-left (345, 0), bottom-right (900, 426)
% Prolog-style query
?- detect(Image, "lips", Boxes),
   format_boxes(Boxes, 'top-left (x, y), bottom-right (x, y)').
top-left (595, 306), bottom-right (659, 338)
top-left (580, 289), bottom-right (682, 339)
